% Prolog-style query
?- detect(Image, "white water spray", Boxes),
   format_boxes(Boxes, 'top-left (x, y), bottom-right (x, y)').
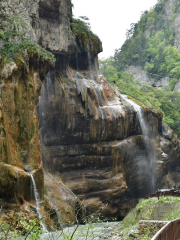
top-left (30, 173), bottom-right (47, 232)
top-left (87, 52), bottom-right (94, 80)
top-left (45, 195), bottom-right (63, 228)
top-left (121, 95), bottom-right (156, 192)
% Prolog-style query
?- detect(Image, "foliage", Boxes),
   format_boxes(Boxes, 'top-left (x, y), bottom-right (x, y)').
top-left (99, 57), bottom-right (180, 136)
top-left (16, 220), bottom-right (43, 240)
top-left (119, 196), bottom-right (180, 239)
top-left (0, 210), bottom-right (43, 240)
top-left (71, 18), bottom-right (100, 41)
top-left (0, 4), bottom-right (55, 64)
top-left (0, 39), bottom-right (55, 63)
top-left (71, 18), bottom-right (100, 54)
top-left (0, 193), bottom-right (115, 240)
top-left (114, 0), bottom-right (180, 80)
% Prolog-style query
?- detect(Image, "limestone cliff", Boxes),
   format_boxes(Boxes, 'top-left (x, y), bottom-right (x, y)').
top-left (39, 70), bottom-right (180, 221)
top-left (0, 0), bottom-right (180, 226)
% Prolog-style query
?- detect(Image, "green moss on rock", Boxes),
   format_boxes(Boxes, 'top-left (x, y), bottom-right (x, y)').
top-left (71, 18), bottom-right (101, 54)
top-left (0, 39), bottom-right (55, 64)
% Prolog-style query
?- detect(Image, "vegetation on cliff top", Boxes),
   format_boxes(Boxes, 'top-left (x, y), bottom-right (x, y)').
top-left (71, 17), bottom-right (101, 53)
top-left (71, 17), bottom-right (100, 40)
top-left (100, 57), bottom-right (180, 136)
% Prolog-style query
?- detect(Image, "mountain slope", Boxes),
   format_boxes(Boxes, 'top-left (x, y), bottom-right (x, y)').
top-left (115, 0), bottom-right (180, 89)
top-left (99, 0), bottom-right (180, 137)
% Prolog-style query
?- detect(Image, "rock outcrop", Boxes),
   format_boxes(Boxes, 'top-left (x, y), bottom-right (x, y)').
top-left (0, 0), bottom-right (180, 226)
top-left (38, 70), bottom-right (180, 220)
top-left (116, 0), bottom-right (180, 90)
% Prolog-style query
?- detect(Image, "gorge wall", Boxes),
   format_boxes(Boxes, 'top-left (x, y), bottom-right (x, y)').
top-left (116, 0), bottom-right (180, 91)
top-left (0, 0), bottom-right (180, 226)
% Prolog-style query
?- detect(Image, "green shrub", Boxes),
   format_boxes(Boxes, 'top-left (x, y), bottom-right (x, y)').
top-left (0, 39), bottom-right (55, 63)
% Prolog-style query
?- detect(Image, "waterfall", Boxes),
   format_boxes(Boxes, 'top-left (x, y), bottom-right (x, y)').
top-left (47, 72), bottom-right (54, 101)
top-left (45, 196), bottom-right (63, 229)
top-left (76, 78), bottom-right (126, 139)
top-left (94, 86), bottom-right (106, 139)
top-left (87, 52), bottom-right (93, 80)
top-left (30, 173), bottom-right (47, 232)
top-left (58, 181), bottom-right (77, 199)
top-left (121, 95), bottom-right (156, 192)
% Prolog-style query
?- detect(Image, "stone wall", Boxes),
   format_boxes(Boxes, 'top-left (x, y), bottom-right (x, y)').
top-left (129, 221), bottom-right (168, 239)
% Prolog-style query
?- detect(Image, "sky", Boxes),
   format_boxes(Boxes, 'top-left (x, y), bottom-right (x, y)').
top-left (72, 0), bottom-right (158, 59)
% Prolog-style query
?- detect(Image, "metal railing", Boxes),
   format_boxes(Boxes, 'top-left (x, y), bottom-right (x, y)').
top-left (152, 219), bottom-right (180, 240)
top-left (147, 189), bottom-right (180, 199)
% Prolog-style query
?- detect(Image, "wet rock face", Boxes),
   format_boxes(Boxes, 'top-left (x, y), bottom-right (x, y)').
top-left (0, 56), bottom-right (45, 202)
top-left (1, 0), bottom-right (180, 224)
top-left (38, 71), bottom-right (176, 220)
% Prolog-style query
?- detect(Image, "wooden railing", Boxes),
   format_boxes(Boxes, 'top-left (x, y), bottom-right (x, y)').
top-left (152, 219), bottom-right (180, 240)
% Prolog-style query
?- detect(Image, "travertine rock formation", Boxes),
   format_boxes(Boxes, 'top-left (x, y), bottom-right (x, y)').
top-left (0, 0), bottom-right (180, 225)
top-left (38, 71), bottom-right (180, 220)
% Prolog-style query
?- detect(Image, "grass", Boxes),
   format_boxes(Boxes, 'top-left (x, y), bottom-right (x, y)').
top-left (119, 197), bottom-right (180, 239)
top-left (0, 39), bottom-right (55, 63)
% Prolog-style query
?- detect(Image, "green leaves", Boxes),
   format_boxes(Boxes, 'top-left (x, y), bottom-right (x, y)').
top-left (71, 18), bottom-right (100, 41)
top-left (100, 57), bottom-right (180, 137)
top-left (0, 39), bottom-right (55, 63)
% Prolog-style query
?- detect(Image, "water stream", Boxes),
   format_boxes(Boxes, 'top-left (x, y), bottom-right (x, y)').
top-left (87, 52), bottom-right (93, 80)
top-left (46, 72), bottom-right (54, 101)
top-left (121, 95), bottom-right (156, 192)
top-left (76, 78), bottom-right (125, 139)
top-left (30, 173), bottom-right (47, 232)
top-left (40, 222), bottom-right (119, 240)
top-left (45, 195), bottom-right (63, 229)
top-left (94, 85), bottom-right (106, 138)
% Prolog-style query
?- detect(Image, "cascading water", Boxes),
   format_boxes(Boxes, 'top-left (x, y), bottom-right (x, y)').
top-left (76, 77), bottom-right (106, 139)
top-left (38, 73), bottom-right (54, 171)
top-left (58, 181), bottom-right (77, 200)
top-left (87, 52), bottom-right (94, 80)
top-left (46, 72), bottom-right (54, 101)
top-left (45, 195), bottom-right (63, 228)
top-left (94, 85), bottom-right (106, 139)
top-left (30, 173), bottom-right (47, 232)
top-left (121, 95), bottom-right (156, 192)
top-left (76, 77), bottom-right (125, 139)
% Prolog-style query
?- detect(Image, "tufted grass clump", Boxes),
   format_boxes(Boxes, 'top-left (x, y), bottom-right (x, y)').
top-left (71, 18), bottom-right (100, 40)
top-left (71, 18), bottom-right (101, 53)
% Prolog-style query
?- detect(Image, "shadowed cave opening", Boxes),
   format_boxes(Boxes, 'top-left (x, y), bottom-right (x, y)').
top-left (69, 52), bottom-right (92, 71)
